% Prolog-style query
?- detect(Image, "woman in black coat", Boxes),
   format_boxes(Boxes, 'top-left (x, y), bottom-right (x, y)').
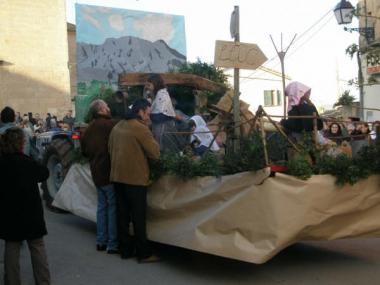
top-left (281, 81), bottom-right (323, 136)
top-left (0, 127), bottom-right (51, 285)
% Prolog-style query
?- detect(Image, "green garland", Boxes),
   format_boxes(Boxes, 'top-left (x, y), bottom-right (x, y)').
top-left (222, 133), bottom-right (266, 174)
top-left (71, 128), bottom-right (380, 187)
top-left (286, 153), bottom-right (313, 180)
top-left (150, 132), bottom-right (380, 187)
top-left (313, 154), bottom-right (367, 186)
top-left (149, 151), bottom-right (221, 182)
top-left (149, 132), bottom-right (267, 181)
top-left (286, 139), bottom-right (380, 186)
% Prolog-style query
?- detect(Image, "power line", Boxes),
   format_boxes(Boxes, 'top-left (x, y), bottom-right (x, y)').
top-left (287, 15), bottom-right (334, 59)
top-left (240, 6), bottom-right (335, 85)
top-left (227, 74), bottom-right (285, 82)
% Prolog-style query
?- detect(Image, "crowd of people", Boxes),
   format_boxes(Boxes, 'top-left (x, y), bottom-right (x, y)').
top-left (281, 81), bottom-right (379, 157)
top-left (0, 108), bottom-right (76, 158)
top-left (13, 110), bottom-right (75, 134)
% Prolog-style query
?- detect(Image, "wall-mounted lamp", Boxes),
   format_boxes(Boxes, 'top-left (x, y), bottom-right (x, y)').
top-left (334, 0), bottom-right (374, 42)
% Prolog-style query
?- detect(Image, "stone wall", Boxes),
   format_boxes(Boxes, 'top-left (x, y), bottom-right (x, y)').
top-left (0, 0), bottom-right (71, 118)
top-left (68, 23), bottom-right (77, 102)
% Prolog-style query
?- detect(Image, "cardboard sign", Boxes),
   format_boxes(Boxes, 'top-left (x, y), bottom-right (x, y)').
top-left (214, 40), bottom-right (267, 70)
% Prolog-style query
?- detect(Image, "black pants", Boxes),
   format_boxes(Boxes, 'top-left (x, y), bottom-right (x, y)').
top-left (114, 183), bottom-right (152, 259)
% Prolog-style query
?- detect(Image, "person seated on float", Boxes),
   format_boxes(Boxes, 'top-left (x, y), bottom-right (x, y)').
top-left (370, 121), bottom-right (380, 141)
top-left (350, 122), bottom-right (370, 156)
top-left (323, 122), bottom-right (349, 145)
top-left (145, 73), bottom-right (183, 152)
top-left (188, 115), bottom-right (220, 157)
top-left (281, 81), bottom-right (323, 141)
top-left (361, 123), bottom-right (371, 139)
top-left (321, 117), bottom-right (334, 137)
top-left (351, 122), bottom-right (370, 141)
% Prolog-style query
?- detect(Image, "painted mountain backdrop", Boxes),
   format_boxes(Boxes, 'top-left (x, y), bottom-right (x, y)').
top-left (77, 36), bottom-right (186, 82)
top-left (75, 4), bottom-right (186, 121)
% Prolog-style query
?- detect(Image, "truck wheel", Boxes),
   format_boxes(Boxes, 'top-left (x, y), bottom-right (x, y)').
top-left (41, 138), bottom-right (73, 212)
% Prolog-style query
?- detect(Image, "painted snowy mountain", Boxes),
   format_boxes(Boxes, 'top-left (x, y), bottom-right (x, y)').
top-left (77, 36), bottom-right (186, 82)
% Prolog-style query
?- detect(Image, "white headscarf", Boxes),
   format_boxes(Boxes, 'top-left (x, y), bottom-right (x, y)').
top-left (151, 88), bottom-right (176, 117)
top-left (285, 81), bottom-right (311, 112)
top-left (190, 115), bottom-right (220, 152)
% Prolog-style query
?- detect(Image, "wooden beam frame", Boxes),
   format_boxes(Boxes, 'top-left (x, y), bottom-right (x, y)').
top-left (118, 73), bottom-right (226, 94)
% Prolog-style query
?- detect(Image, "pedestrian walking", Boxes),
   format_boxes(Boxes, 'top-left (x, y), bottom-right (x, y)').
top-left (109, 99), bottom-right (160, 262)
top-left (81, 100), bottom-right (119, 254)
top-left (0, 127), bottom-right (51, 285)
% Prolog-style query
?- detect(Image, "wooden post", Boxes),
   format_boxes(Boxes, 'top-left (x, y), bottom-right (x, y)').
top-left (313, 112), bottom-right (318, 147)
top-left (259, 116), bottom-right (270, 166)
top-left (248, 108), bottom-right (263, 134)
top-left (232, 6), bottom-right (241, 153)
top-left (260, 107), bottom-right (300, 152)
top-left (376, 125), bottom-right (380, 144)
top-left (279, 52), bottom-right (287, 119)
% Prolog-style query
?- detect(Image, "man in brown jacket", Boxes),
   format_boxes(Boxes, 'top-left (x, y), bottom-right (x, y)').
top-left (109, 98), bottom-right (160, 262)
top-left (81, 100), bottom-right (119, 254)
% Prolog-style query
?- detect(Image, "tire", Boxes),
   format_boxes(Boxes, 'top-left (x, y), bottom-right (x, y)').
top-left (41, 138), bottom-right (73, 212)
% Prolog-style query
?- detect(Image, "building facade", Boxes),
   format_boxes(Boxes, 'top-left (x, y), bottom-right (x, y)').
top-left (67, 23), bottom-right (77, 102)
top-left (228, 68), bottom-right (290, 121)
top-left (358, 0), bottom-right (380, 122)
top-left (0, 0), bottom-right (72, 118)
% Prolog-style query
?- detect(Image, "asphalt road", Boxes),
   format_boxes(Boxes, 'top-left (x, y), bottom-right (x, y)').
top-left (1, 208), bottom-right (380, 285)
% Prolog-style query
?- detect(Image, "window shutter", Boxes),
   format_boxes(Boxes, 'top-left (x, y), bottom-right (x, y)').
top-left (277, 90), bottom-right (282, 106)
top-left (264, 90), bottom-right (272, 106)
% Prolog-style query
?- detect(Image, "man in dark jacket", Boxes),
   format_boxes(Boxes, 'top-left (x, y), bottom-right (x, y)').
top-left (0, 127), bottom-right (51, 285)
top-left (109, 99), bottom-right (160, 262)
top-left (81, 100), bottom-right (119, 254)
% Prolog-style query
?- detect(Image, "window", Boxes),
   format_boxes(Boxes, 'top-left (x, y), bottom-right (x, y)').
top-left (367, 111), bottom-right (373, 123)
top-left (264, 90), bottom-right (282, 107)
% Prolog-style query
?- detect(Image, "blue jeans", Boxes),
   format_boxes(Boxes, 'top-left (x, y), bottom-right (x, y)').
top-left (96, 184), bottom-right (118, 251)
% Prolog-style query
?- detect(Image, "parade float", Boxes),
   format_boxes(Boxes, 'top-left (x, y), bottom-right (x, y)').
top-left (52, 72), bottom-right (380, 264)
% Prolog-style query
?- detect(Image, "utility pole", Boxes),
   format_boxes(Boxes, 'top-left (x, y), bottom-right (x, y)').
top-left (357, 52), bottom-right (365, 120)
top-left (231, 6), bottom-right (240, 152)
top-left (270, 34), bottom-right (297, 119)
top-left (360, 0), bottom-right (368, 120)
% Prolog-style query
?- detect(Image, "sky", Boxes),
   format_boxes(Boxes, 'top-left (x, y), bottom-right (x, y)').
top-left (66, 0), bottom-right (360, 110)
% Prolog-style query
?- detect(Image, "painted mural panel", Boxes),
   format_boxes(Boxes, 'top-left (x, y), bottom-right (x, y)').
top-left (75, 4), bottom-right (187, 120)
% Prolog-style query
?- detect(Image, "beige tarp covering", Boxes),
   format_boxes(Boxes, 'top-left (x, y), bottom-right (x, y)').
top-left (53, 164), bottom-right (380, 264)
top-left (53, 164), bottom-right (97, 222)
